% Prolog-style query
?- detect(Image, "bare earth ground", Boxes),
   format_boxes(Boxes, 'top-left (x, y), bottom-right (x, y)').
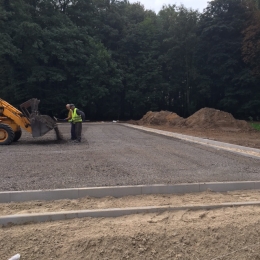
top-left (141, 124), bottom-right (260, 149)
top-left (1, 205), bottom-right (260, 260)
top-left (1, 121), bottom-right (260, 259)
top-left (2, 190), bottom-right (260, 216)
top-left (131, 108), bottom-right (260, 149)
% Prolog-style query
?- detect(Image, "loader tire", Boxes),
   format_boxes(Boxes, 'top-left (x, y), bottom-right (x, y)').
top-left (0, 123), bottom-right (15, 145)
top-left (13, 129), bottom-right (22, 142)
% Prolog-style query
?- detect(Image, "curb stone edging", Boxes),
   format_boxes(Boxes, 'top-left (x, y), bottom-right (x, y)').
top-left (1, 181), bottom-right (260, 203)
top-left (2, 124), bottom-right (260, 225)
top-left (1, 201), bottom-right (260, 226)
top-left (122, 124), bottom-right (260, 159)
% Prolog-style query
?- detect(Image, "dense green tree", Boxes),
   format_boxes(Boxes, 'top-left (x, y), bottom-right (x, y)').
top-left (0, 0), bottom-right (121, 119)
top-left (195, 0), bottom-right (258, 118)
top-left (1, 0), bottom-right (260, 120)
top-left (158, 5), bottom-right (199, 116)
top-left (242, 1), bottom-right (260, 76)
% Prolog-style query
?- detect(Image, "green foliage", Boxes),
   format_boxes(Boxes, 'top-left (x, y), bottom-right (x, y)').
top-left (251, 122), bottom-right (260, 130)
top-left (0, 0), bottom-right (260, 120)
top-left (195, 0), bottom-right (258, 118)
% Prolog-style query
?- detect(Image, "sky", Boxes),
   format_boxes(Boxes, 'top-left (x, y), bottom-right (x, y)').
top-left (128, 0), bottom-right (210, 13)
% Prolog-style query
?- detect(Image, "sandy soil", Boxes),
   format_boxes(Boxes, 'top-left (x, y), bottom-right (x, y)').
top-left (2, 112), bottom-right (260, 259)
top-left (1, 204), bottom-right (260, 260)
top-left (1, 190), bottom-right (260, 216)
top-left (131, 108), bottom-right (260, 148)
top-left (142, 124), bottom-right (260, 149)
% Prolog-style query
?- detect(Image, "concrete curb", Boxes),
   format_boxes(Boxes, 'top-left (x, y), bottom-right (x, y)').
top-left (122, 124), bottom-right (260, 159)
top-left (1, 181), bottom-right (260, 203)
top-left (1, 201), bottom-right (260, 226)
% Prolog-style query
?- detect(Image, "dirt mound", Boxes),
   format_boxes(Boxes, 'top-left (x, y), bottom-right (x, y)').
top-left (139, 108), bottom-right (252, 132)
top-left (139, 111), bottom-right (184, 126)
top-left (183, 107), bottom-right (251, 131)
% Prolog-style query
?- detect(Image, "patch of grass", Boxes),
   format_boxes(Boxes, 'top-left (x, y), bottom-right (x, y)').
top-left (251, 122), bottom-right (260, 131)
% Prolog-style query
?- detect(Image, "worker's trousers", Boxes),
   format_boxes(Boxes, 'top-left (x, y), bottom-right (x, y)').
top-left (74, 122), bottom-right (82, 142)
top-left (70, 123), bottom-right (76, 140)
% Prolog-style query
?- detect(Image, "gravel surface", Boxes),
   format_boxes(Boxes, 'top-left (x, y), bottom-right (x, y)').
top-left (1, 123), bottom-right (260, 191)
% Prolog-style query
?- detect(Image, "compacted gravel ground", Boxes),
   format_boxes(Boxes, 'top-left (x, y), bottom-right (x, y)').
top-left (2, 123), bottom-right (260, 260)
top-left (1, 122), bottom-right (260, 191)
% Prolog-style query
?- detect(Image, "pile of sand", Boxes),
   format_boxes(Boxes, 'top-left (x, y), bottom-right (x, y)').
top-left (183, 108), bottom-right (251, 131)
top-left (138, 108), bottom-right (252, 132)
top-left (139, 111), bottom-right (184, 126)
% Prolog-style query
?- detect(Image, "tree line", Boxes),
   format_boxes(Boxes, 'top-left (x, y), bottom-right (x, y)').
top-left (1, 0), bottom-right (260, 120)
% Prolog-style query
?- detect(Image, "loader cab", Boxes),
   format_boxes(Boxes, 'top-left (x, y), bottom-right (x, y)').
top-left (0, 106), bottom-right (4, 116)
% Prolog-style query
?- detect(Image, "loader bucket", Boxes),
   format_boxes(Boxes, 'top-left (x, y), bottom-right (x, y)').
top-left (20, 98), bottom-right (63, 140)
top-left (30, 115), bottom-right (56, 138)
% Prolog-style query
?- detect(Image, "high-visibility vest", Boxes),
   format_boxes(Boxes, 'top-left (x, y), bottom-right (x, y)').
top-left (72, 108), bottom-right (82, 123)
top-left (68, 109), bottom-right (72, 122)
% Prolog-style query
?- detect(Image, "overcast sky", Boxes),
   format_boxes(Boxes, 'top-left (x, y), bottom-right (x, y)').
top-left (128, 0), bottom-right (210, 13)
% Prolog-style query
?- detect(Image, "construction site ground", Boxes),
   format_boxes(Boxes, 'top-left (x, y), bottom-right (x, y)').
top-left (2, 123), bottom-right (260, 191)
top-left (138, 124), bottom-right (260, 149)
top-left (1, 112), bottom-right (260, 259)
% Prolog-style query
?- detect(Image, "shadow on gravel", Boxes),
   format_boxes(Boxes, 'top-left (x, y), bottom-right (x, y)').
top-left (13, 140), bottom-right (68, 145)
top-left (13, 139), bottom-right (89, 146)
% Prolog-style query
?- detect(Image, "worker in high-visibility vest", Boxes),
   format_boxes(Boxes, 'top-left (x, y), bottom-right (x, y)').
top-left (65, 104), bottom-right (76, 140)
top-left (70, 104), bottom-right (84, 143)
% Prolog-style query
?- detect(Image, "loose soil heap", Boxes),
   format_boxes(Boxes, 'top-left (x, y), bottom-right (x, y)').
top-left (53, 126), bottom-right (64, 141)
top-left (139, 111), bottom-right (182, 126)
top-left (138, 108), bottom-right (252, 132)
top-left (183, 108), bottom-right (251, 131)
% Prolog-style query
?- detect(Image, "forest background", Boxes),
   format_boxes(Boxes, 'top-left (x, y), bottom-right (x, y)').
top-left (1, 0), bottom-right (260, 120)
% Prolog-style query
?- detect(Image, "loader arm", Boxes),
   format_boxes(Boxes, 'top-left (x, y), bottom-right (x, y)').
top-left (0, 98), bottom-right (60, 146)
top-left (0, 98), bottom-right (32, 133)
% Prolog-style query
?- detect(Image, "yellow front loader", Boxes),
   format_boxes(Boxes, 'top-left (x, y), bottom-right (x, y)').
top-left (0, 98), bottom-right (58, 145)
